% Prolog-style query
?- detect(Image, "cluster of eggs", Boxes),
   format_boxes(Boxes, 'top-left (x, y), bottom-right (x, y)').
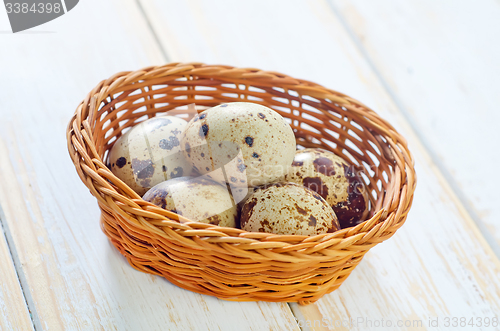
top-left (109, 102), bottom-right (369, 235)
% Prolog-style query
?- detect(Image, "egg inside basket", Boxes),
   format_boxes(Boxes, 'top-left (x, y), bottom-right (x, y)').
top-left (67, 63), bottom-right (416, 304)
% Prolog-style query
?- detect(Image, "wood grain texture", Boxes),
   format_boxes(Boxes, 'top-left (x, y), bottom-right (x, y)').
top-left (138, 0), bottom-right (500, 328)
top-left (331, 0), bottom-right (500, 255)
top-left (0, 207), bottom-right (34, 331)
top-left (0, 1), bottom-right (298, 330)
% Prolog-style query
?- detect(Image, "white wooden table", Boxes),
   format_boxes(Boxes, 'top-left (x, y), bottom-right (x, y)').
top-left (1, 1), bottom-right (499, 330)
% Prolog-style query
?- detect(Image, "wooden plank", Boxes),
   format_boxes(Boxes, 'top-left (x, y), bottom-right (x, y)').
top-left (0, 1), bottom-right (298, 330)
top-left (0, 209), bottom-right (34, 331)
top-left (331, 0), bottom-right (500, 255)
top-left (138, 0), bottom-right (500, 327)
top-left (0, 10), bottom-right (33, 331)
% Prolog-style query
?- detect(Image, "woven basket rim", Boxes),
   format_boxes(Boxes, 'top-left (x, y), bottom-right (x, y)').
top-left (67, 62), bottom-right (416, 249)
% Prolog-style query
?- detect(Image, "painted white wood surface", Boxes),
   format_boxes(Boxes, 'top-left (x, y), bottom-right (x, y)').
top-left (331, 0), bottom-right (500, 254)
top-left (0, 1), bottom-right (298, 330)
top-left (0, 207), bottom-right (34, 331)
top-left (138, 0), bottom-right (500, 329)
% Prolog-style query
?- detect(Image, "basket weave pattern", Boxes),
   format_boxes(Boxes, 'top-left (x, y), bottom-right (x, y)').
top-left (67, 63), bottom-right (416, 304)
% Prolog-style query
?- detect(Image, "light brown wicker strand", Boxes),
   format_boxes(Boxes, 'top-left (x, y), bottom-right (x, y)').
top-left (66, 63), bottom-right (416, 304)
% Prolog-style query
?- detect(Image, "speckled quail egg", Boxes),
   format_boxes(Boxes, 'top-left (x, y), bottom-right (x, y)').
top-left (180, 102), bottom-right (296, 188)
top-left (109, 116), bottom-right (192, 196)
top-left (240, 182), bottom-right (340, 235)
top-left (284, 148), bottom-right (369, 229)
top-left (143, 176), bottom-right (238, 227)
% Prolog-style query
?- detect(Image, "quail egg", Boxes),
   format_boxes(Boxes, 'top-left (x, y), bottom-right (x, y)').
top-left (284, 148), bottom-right (369, 229)
top-left (180, 102), bottom-right (296, 188)
top-left (109, 116), bottom-right (192, 196)
top-left (240, 182), bottom-right (340, 235)
top-left (143, 176), bottom-right (238, 227)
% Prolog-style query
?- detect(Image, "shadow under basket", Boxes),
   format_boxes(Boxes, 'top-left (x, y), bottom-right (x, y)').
top-left (67, 63), bottom-right (416, 305)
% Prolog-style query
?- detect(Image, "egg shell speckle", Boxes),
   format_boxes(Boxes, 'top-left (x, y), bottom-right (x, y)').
top-left (240, 182), bottom-right (340, 235)
top-left (108, 116), bottom-right (192, 196)
top-left (143, 176), bottom-right (238, 227)
top-left (180, 102), bottom-right (296, 188)
top-left (284, 148), bottom-right (369, 229)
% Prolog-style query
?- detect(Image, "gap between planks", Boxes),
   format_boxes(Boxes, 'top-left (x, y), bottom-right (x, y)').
top-left (135, 0), bottom-right (172, 63)
top-left (0, 184), bottom-right (37, 331)
top-left (0, 142), bottom-right (41, 331)
top-left (326, 0), bottom-right (500, 261)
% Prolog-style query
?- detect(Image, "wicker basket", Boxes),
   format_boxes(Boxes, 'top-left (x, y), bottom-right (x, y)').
top-left (67, 63), bottom-right (416, 304)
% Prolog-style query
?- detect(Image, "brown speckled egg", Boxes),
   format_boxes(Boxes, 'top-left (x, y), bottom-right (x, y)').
top-left (180, 102), bottom-right (296, 188)
top-left (284, 148), bottom-right (369, 229)
top-left (143, 176), bottom-right (238, 227)
top-left (109, 116), bottom-right (192, 196)
top-left (240, 183), bottom-right (340, 235)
